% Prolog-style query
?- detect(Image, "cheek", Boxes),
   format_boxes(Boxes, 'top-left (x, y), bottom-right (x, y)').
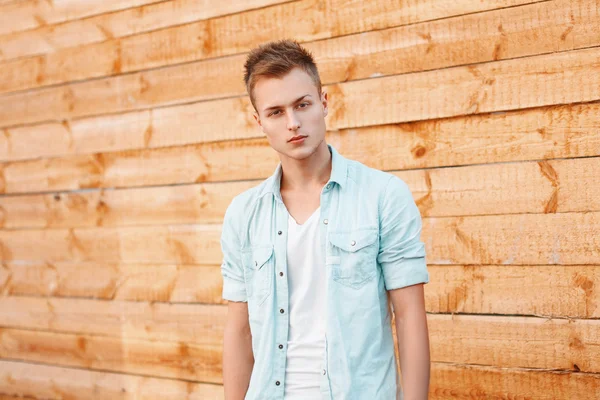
top-left (306, 107), bottom-right (326, 126)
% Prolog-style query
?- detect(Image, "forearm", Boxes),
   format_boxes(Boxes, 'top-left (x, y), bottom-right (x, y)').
top-left (223, 324), bottom-right (254, 399)
top-left (395, 310), bottom-right (431, 400)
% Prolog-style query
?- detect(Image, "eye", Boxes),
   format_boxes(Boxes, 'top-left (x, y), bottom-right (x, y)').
top-left (269, 110), bottom-right (282, 117)
top-left (298, 102), bottom-right (309, 109)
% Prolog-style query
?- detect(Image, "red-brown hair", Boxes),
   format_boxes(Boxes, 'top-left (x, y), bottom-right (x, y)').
top-left (243, 39), bottom-right (322, 112)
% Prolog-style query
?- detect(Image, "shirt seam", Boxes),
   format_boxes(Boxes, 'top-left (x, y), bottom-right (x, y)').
top-left (379, 174), bottom-right (395, 231)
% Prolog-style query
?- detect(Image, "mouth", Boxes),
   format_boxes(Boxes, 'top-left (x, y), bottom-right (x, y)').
top-left (289, 135), bottom-right (307, 142)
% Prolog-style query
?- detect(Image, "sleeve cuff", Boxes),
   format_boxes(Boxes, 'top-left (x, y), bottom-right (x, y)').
top-left (222, 279), bottom-right (248, 302)
top-left (382, 257), bottom-right (430, 291)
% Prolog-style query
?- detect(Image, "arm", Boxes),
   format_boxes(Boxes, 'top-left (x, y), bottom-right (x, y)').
top-left (223, 301), bottom-right (254, 399)
top-left (220, 199), bottom-right (254, 399)
top-left (377, 175), bottom-right (431, 399)
top-left (390, 283), bottom-right (430, 400)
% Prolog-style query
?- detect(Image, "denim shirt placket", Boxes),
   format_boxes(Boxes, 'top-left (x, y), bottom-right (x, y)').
top-left (270, 180), bottom-right (336, 398)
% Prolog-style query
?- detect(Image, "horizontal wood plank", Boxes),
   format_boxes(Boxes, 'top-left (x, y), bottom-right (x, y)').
top-left (0, 0), bottom-right (291, 63)
top-left (0, 359), bottom-right (225, 399)
top-left (429, 362), bottom-right (600, 398)
top-left (0, 0), bottom-right (542, 96)
top-left (1, 359), bottom-right (598, 399)
top-left (0, 296), bottom-right (224, 345)
top-left (0, 328), bottom-right (223, 383)
top-left (0, 0), bottom-right (594, 128)
top-left (1, 262), bottom-right (225, 305)
top-left (1, 49), bottom-right (600, 194)
top-left (1, 96), bottom-right (598, 187)
top-left (0, 314), bottom-right (598, 381)
top-left (0, 0), bottom-right (165, 36)
top-left (0, 212), bottom-right (598, 266)
top-left (2, 262), bottom-right (600, 319)
top-left (0, 154), bottom-right (598, 229)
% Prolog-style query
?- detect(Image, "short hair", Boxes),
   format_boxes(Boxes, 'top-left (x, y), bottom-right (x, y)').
top-left (243, 39), bottom-right (322, 112)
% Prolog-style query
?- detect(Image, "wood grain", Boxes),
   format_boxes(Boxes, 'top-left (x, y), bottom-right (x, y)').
top-left (0, 296), bottom-right (224, 344)
top-left (0, 154), bottom-right (598, 229)
top-left (1, 358), bottom-right (598, 399)
top-left (0, 328), bottom-right (224, 383)
top-left (2, 262), bottom-right (600, 319)
top-left (0, 0), bottom-right (292, 62)
top-left (0, 0), bottom-right (166, 36)
top-left (0, 48), bottom-right (599, 194)
top-left (0, 313), bottom-right (598, 381)
top-left (0, 0), bottom-right (544, 96)
top-left (0, 211), bottom-right (598, 265)
top-left (1, 261), bottom-right (225, 304)
top-left (0, 359), bottom-right (225, 399)
top-left (0, 0), bottom-right (594, 126)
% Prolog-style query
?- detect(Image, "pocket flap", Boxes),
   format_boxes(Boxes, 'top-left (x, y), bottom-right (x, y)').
top-left (243, 245), bottom-right (274, 270)
top-left (328, 229), bottom-right (378, 252)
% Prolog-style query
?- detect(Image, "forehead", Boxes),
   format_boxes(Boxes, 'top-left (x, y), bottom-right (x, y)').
top-left (253, 67), bottom-right (319, 109)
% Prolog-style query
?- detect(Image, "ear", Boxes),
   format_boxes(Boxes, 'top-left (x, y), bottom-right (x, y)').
top-left (321, 90), bottom-right (328, 117)
top-left (253, 112), bottom-right (263, 129)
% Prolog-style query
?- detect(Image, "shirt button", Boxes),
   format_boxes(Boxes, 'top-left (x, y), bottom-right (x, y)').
top-left (351, 240), bottom-right (356, 246)
top-left (280, 308), bottom-right (285, 314)
top-left (326, 183), bottom-right (331, 189)
top-left (278, 230), bottom-right (282, 235)
top-left (323, 219), bottom-right (328, 225)
top-left (322, 369), bottom-right (327, 375)
top-left (275, 381), bottom-right (280, 386)
top-left (279, 272), bottom-right (283, 277)
top-left (279, 344), bottom-right (283, 349)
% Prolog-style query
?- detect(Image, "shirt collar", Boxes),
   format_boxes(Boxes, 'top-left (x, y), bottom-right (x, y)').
top-left (259, 143), bottom-right (348, 202)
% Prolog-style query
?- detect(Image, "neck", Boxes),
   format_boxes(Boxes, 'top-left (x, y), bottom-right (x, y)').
top-left (279, 141), bottom-right (332, 192)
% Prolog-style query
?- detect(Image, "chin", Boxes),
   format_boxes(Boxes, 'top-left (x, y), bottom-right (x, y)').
top-left (279, 143), bottom-right (317, 160)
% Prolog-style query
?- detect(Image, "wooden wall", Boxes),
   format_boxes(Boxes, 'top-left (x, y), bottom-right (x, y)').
top-left (0, 0), bottom-right (599, 398)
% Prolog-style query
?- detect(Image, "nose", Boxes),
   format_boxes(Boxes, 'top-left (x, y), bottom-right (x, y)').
top-left (287, 111), bottom-right (300, 131)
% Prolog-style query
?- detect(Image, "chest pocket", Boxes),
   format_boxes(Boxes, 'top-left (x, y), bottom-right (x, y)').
top-left (327, 228), bottom-right (378, 289)
top-left (241, 245), bottom-right (274, 307)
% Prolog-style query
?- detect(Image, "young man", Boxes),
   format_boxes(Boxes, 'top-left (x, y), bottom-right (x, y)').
top-left (221, 39), bottom-right (430, 400)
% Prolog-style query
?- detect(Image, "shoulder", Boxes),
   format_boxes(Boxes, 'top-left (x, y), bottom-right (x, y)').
top-left (346, 158), bottom-right (412, 200)
top-left (224, 177), bottom-right (271, 220)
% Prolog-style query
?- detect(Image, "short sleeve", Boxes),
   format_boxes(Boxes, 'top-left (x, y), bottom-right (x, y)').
top-left (377, 175), bottom-right (429, 291)
top-left (220, 199), bottom-right (248, 302)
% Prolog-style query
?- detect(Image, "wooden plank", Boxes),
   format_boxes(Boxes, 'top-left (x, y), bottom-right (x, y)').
top-left (3, 260), bottom-right (600, 319)
top-left (1, 314), bottom-right (599, 377)
top-left (0, 224), bottom-right (222, 264)
top-left (0, 212), bottom-right (598, 266)
top-left (0, 395), bottom-right (37, 400)
top-left (327, 44), bottom-right (600, 130)
top-left (1, 261), bottom-right (225, 304)
top-left (0, 0), bottom-right (292, 62)
top-left (0, 0), bottom-right (543, 96)
top-left (1, 48), bottom-right (600, 193)
top-left (0, 360), bottom-right (225, 399)
top-left (0, 0), bottom-right (166, 36)
top-left (426, 264), bottom-right (600, 319)
top-left (0, 180), bottom-right (257, 229)
top-left (0, 0), bottom-right (593, 126)
top-left (0, 154), bottom-right (598, 229)
top-left (0, 93), bottom-right (598, 185)
top-left (0, 296), bottom-right (224, 344)
top-left (428, 363), bottom-right (600, 399)
top-left (0, 359), bottom-right (598, 400)
top-left (0, 328), bottom-right (223, 383)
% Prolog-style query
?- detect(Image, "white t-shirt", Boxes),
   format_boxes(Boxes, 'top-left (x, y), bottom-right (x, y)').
top-left (284, 206), bottom-right (326, 398)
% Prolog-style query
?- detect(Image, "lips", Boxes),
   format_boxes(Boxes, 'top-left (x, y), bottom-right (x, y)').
top-left (289, 135), bottom-right (307, 142)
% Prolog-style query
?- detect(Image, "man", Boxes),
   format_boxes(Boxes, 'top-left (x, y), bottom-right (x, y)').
top-left (221, 39), bottom-right (430, 399)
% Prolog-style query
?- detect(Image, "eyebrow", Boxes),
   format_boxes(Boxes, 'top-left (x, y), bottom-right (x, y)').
top-left (263, 94), bottom-right (311, 113)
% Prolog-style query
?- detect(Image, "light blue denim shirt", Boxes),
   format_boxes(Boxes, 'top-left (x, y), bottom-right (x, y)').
top-left (220, 143), bottom-right (429, 399)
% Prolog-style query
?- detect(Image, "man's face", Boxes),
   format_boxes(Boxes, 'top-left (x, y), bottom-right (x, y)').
top-left (252, 67), bottom-right (328, 160)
